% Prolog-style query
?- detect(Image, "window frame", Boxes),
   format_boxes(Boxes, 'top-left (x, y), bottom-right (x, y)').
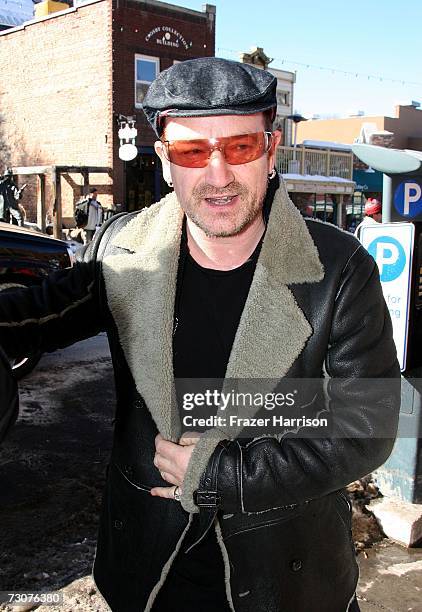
top-left (277, 91), bottom-right (290, 106)
top-left (134, 54), bottom-right (160, 109)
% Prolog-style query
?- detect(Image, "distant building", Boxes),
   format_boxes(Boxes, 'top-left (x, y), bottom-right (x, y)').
top-left (296, 103), bottom-right (422, 151)
top-left (239, 47), bottom-right (295, 146)
top-left (0, 0), bottom-right (216, 229)
top-left (0, 0), bottom-right (33, 30)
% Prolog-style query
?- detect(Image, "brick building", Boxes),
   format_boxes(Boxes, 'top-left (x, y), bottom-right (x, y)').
top-left (0, 0), bottom-right (216, 229)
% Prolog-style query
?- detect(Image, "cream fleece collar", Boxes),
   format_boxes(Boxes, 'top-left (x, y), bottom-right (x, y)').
top-left (102, 181), bottom-right (324, 508)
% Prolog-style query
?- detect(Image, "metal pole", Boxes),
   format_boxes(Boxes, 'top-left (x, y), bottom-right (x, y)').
top-left (337, 194), bottom-right (343, 227)
top-left (383, 174), bottom-right (393, 223)
top-left (293, 122), bottom-right (298, 161)
top-left (37, 174), bottom-right (46, 233)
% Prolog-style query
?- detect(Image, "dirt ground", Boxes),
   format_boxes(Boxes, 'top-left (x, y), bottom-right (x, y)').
top-left (0, 337), bottom-right (114, 610)
top-left (0, 335), bottom-right (419, 611)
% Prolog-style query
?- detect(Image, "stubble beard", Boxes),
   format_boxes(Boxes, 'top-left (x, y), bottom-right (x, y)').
top-left (184, 181), bottom-right (265, 238)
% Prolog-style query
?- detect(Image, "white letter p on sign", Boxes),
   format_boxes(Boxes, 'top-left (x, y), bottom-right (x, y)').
top-left (375, 242), bottom-right (399, 275)
top-left (404, 182), bottom-right (421, 215)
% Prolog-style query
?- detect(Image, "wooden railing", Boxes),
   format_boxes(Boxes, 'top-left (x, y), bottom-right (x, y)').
top-left (276, 146), bottom-right (353, 180)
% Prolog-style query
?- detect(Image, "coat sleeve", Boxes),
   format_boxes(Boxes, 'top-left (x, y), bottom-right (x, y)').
top-left (192, 249), bottom-right (401, 514)
top-left (0, 241), bottom-right (104, 360)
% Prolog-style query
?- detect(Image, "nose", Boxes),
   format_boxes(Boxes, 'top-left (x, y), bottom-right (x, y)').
top-left (204, 149), bottom-right (234, 188)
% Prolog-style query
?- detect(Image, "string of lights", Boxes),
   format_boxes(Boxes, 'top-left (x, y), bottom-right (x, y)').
top-left (217, 47), bottom-right (422, 87)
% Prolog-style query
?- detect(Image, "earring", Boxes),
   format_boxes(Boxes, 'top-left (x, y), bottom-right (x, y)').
top-left (168, 181), bottom-right (173, 188)
top-left (268, 168), bottom-right (276, 180)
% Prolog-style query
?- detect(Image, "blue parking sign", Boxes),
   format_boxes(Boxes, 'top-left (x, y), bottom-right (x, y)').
top-left (394, 180), bottom-right (422, 218)
top-left (360, 223), bottom-right (414, 371)
top-left (366, 236), bottom-right (406, 282)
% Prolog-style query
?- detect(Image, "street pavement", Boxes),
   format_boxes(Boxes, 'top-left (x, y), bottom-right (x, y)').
top-left (357, 540), bottom-right (422, 611)
top-left (0, 335), bottom-right (421, 611)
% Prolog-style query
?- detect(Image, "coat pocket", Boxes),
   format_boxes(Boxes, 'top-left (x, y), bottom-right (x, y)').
top-left (219, 495), bottom-right (359, 612)
top-left (98, 462), bottom-right (156, 573)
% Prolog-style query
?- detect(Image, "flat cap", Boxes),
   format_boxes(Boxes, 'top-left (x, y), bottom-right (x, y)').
top-left (142, 57), bottom-right (277, 137)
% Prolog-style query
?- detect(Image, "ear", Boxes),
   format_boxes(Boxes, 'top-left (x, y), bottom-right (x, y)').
top-left (154, 140), bottom-right (173, 186)
top-left (268, 130), bottom-right (282, 173)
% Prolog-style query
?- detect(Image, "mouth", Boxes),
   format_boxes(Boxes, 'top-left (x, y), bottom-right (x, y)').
top-left (204, 195), bottom-right (238, 207)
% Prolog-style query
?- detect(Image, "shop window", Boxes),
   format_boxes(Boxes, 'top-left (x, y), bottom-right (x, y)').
top-left (315, 194), bottom-right (336, 224)
top-left (346, 191), bottom-right (365, 233)
top-left (126, 152), bottom-right (159, 211)
top-left (277, 91), bottom-right (290, 106)
top-left (135, 55), bottom-right (159, 107)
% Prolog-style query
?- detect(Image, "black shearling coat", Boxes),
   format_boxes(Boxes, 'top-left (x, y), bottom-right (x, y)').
top-left (0, 183), bottom-right (400, 612)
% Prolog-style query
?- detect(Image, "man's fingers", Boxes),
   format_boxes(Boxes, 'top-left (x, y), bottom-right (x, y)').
top-left (155, 437), bottom-right (180, 462)
top-left (154, 453), bottom-right (177, 475)
top-left (159, 471), bottom-right (179, 486)
top-left (153, 434), bottom-right (199, 486)
top-left (150, 486), bottom-right (179, 499)
top-left (179, 432), bottom-right (201, 446)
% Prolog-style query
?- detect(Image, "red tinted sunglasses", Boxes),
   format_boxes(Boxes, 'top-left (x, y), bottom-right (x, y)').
top-left (161, 131), bottom-right (274, 168)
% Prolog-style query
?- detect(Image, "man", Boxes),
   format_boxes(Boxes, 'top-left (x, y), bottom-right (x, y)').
top-left (0, 167), bottom-right (25, 226)
top-left (0, 59), bottom-right (399, 611)
top-left (83, 187), bottom-right (103, 243)
top-left (354, 197), bottom-right (382, 240)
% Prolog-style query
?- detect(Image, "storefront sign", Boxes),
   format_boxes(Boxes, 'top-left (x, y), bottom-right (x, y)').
top-left (353, 169), bottom-right (383, 193)
top-left (145, 26), bottom-right (191, 50)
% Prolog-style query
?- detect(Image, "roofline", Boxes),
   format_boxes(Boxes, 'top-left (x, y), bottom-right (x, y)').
top-left (0, 0), bottom-right (104, 37)
top-left (268, 67), bottom-right (296, 83)
top-left (0, 0), bottom-right (215, 36)
top-left (129, 0), bottom-right (216, 18)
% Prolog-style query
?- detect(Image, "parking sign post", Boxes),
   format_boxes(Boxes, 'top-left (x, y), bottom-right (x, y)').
top-left (352, 144), bottom-right (422, 522)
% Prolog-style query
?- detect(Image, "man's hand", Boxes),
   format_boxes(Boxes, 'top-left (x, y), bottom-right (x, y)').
top-left (150, 433), bottom-right (200, 499)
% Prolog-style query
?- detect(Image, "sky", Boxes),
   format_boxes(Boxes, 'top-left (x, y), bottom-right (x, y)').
top-left (177, 0), bottom-right (422, 119)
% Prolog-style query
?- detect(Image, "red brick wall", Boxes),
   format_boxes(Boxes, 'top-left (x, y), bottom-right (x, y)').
top-left (0, 0), bottom-right (113, 223)
top-left (111, 0), bottom-right (215, 204)
top-left (0, 0), bottom-right (216, 223)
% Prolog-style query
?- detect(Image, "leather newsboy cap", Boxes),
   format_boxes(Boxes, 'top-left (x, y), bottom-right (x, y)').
top-left (142, 57), bottom-right (277, 136)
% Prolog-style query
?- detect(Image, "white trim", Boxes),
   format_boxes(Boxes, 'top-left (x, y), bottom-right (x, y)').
top-left (215, 520), bottom-right (235, 612)
top-left (144, 514), bottom-right (194, 611)
top-left (0, 281), bottom-right (95, 327)
top-left (138, 0), bottom-right (211, 18)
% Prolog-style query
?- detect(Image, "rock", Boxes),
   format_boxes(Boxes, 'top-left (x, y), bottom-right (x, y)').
top-left (36, 575), bottom-right (110, 612)
top-left (370, 497), bottom-right (422, 547)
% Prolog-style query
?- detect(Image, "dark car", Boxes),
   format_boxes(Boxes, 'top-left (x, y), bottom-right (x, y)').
top-left (0, 222), bottom-right (73, 377)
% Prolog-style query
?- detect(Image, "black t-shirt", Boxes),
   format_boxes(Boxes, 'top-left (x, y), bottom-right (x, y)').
top-left (173, 237), bottom-right (261, 379)
top-left (152, 233), bottom-right (261, 611)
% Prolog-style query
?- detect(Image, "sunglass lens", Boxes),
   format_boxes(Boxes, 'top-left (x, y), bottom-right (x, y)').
top-left (167, 139), bottom-right (210, 168)
top-left (224, 133), bottom-right (266, 165)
